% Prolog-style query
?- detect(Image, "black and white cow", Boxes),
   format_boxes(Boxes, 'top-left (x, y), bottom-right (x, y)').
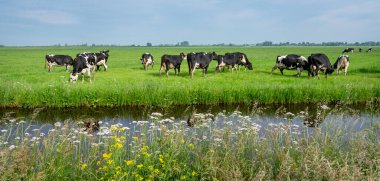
top-left (272, 54), bottom-right (308, 77)
top-left (342, 48), bottom-right (354, 53)
top-left (366, 47), bottom-right (373, 52)
top-left (333, 55), bottom-right (350, 76)
top-left (359, 48), bottom-right (362, 53)
top-left (159, 53), bottom-right (187, 77)
top-left (189, 52), bottom-right (218, 78)
top-left (215, 52), bottom-right (252, 73)
top-left (232, 52), bottom-right (253, 71)
top-left (45, 55), bottom-right (74, 72)
top-left (307, 53), bottom-right (334, 79)
top-left (141, 53), bottom-right (154, 71)
top-left (76, 50), bottom-right (109, 72)
top-left (69, 54), bottom-right (92, 83)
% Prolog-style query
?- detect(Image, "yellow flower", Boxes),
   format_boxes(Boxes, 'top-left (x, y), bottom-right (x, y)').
top-left (124, 160), bottom-right (135, 166)
top-left (180, 139), bottom-right (185, 144)
top-left (115, 166), bottom-right (121, 171)
top-left (137, 164), bottom-right (144, 169)
top-left (81, 163), bottom-right (88, 169)
top-left (96, 161), bottom-right (101, 166)
top-left (188, 143), bottom-right (194, 149)
top-left (154, 169), bottom-right (160, 174)
top-left (110, 125), bottom-right (118, 131)
top-left (115, 142), bottom-right (123, 149)
top-left (103, 153), bottom-right (112, 160)
top-left (107, 160), bottom-right (114, 165)
top-left (159, 154), bottom-right (164, 164)
top-left (180, 175), bottom-right (187, 180)
top-left (132, 136), bottom-right (138, 141)
top-left (210, 149), bottom-right (215, 154)
top-left (192, 171), bottom-right (197, 176)
top-left (148, 165), bottom-right (154, 171)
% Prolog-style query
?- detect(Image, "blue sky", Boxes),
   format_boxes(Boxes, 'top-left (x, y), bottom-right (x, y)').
top-left (0, 0), bottom-right (379, 46)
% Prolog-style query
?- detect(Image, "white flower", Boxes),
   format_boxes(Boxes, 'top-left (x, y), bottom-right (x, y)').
top-left (54, 122), bottom-right (62, 127)
top-left (9, 145), bottom-right (16, 150)
top-left (15, 136), bottom-right (21, 140)
top-left (9, 119), bottom-right (16, 123)
top-left (1, 129), bottom-right (7, 133)
top-left (73, 140), bottom-right (80, 144)
top-left (320, 105), bottom-right (330, 110)
top-left (40, 133), bottom-right (45, 137)
top-left (151, 112), bottom-right (163, 117)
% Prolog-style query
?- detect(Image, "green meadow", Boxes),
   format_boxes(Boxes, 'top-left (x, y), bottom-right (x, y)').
top-left (0, 46), bottom-right (379, 107)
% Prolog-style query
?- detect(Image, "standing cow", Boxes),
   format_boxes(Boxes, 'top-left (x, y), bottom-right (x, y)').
top-left (69, 54), bottom-right (92, 83)
top-left (307, 53), bottom-right (334, 79)
top-left (342, 48), bottom-right (354, 53)
top-left (333, 55), bottom-right (350, 76)
top-left (272, 54), bottom-right (308, 77)
top-left (189, 52), bottom-right (217, 78)
top-left (366, 47), bottom-right (373, 52)
top-left (45, 55), bottom-right (74, 72)
top-left (141, 53), bottom-right (154, 71)
top-left (159, 53), bottom-right (187, 77)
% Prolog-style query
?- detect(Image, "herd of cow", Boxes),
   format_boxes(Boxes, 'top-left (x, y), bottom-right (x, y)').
top-left (44, 47), bottom-right (374, 82)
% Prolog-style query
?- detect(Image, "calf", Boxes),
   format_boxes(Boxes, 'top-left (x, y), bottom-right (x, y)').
top-left (189, 52), bottom-right (217, 78)
top-left (333, 55), bottom-right (350, 76)
top-left (342, 48), bottom-right (354, 53)
top-left (45, 55), bottom-right (74, 72)
top-left (159, 53), bottom-right (187, 77)
top-left (272, 54), bottom-right (308, 77)
top-left (307, 53), bottom-right (334, 79)
top-left (141, 53), bottom-right (154, 71)
top-left (69, 55), bottom-right (92, 83)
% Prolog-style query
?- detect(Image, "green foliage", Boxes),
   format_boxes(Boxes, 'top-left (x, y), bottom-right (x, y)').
top-left (0, 46), bottom-right (379, 107)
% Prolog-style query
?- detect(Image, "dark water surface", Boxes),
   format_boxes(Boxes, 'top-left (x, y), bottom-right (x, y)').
top-left (1, 103), bottom-right (379, 133)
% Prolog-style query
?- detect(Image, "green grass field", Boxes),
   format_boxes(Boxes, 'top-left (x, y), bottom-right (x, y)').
top-left (0, 46), bottom-right (379, 107)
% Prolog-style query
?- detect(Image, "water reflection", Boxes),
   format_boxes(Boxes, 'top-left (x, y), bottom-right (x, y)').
top-left (0, 103), bottom-right (379, 131)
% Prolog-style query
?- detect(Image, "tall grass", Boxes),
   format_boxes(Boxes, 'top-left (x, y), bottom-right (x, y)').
top-left (0, 110), bottom-right (379, 180)
top-left (0, 46), bottom-right (379, 107)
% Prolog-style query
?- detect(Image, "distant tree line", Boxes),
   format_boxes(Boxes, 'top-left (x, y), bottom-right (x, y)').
top-left (2, 41), bottom-right (379, 47)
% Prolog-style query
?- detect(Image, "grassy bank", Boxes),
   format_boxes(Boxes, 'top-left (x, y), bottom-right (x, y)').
top-left (0, 111), bottom-right (379, 180)
top-left (0, 46), bottom-right (379, 107)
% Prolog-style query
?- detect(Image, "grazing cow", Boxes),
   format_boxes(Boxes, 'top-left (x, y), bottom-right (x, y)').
top-left (69, 55), bottom-right (92, 83)
top-left (359, 48), bottom-right (362, 53)
top-left (307, 53), bottom-right (334, 79)
top-left (342, 48), bottom-right (354, 53)
top-left (141, 53), bottom-right (154, 71)
top-left (366, 47), bottom-right (373, 52)
top-left (45, 55), bottom-right (74, 72)
top-left (159, 53), bottom-right (187, 77)
top-left (215, 52), bottom-right (252, 73)
top-left (271, 54), bottom-right (308, 77)
top-left (333, 55), bottom-right (350, 76)
top-left (233, 52), bottom-right (253, 71)
top-left (189, 52), bottom-right (217, 78)
top-left (76, 50), bottom-right (109, 72)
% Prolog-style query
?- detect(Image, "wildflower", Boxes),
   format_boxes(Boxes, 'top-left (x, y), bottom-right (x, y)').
top-left (210, 149), bottom-right (215, 154)
top-left (188, 143), bottom-right (194, 149)
top-left (180, 139), bottom-right (185, 144)
top-left (159, 154), bottom-right (164, 164)
top-left (9, 145), bottom-right (16, 150)
top-left (321, 104), bottom-right (330, 110)
top-left (115, 166), bottom-right (121, 171)
top-left (15, 136), bottom-right (20, 140)
top-left (103, 153), bottom-right (112, 160)
top-left (1, 129), bottom-right (8, 133)
top-left (124, 160), bottom-right (135, 166)
top-left (110, 125), bottom-right (118, 131)
top-left (81, 164), bottom-right (88, 169)
top-left (97, 161), bottom-right (101, 165)
top-left (192, 171), bottom-right (197, 176)
top-left (154, 169), bottom-right (160, 174)
top-left (73, 140), bottom-right (80, 144)
top-left (180, 175), bottom-right (187, 180)
top-left (107, 160), bottom-right (114, 165)
top-left (115, 142), bottom-right (123, 149)
top-left (137, 164), bottom-right (144, 169)
top-left (54, 122), bottom-right (62, 127)
top-left (132, 136), bottom-right (139, 141)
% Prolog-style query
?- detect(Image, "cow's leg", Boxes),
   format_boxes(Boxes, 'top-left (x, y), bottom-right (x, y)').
top-left (159, 64), bottom-right (164, 76)
top-left (191, 67), bottom-right (196, 78)
top-left (103, 63), bottom-right (108, 71)
top-left (165, 63), bottom-right (170, 77)
top-left (178, 67), bottom-right (181, 75)
top-left (296, 67), bottom-right (301, 77)
top-left (48, 63), bottom-right (52, 72)
top-left (344, 63), bottom-right (349, 76)
top-left (144, 64), bottom-right (148, 71)
top-left (203, 68), bottom-right (206, 77)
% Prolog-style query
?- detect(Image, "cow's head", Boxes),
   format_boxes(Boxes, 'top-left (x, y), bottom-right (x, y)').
top-left (246, 61), bottom-right (253, 70)
top-left (180, 53), bottom-right (187, 60)
top-left (211, 51), bottom-right (218, 60)
top-left (69, 72), bottom-right (78, 82)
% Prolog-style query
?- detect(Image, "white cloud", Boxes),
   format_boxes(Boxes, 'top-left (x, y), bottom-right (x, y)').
top-left (20, 10), bottom-right (79, 25)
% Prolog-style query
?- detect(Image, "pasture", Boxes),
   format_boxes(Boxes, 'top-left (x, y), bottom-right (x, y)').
top-left (0, 46), bottom-right (379, 107)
